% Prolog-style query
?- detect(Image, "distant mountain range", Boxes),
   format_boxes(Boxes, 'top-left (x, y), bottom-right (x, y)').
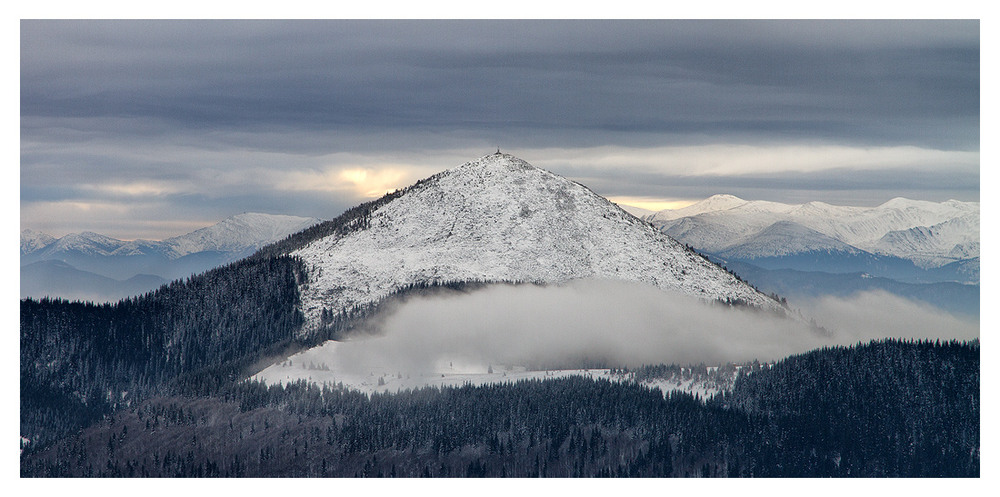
top-left (640, 195), bottom-right (979, 317)
top-left (22, 188), bottom-right (978, 319)
top-left (643, 194), bottom-right (979, 284)
top-left (20, 213), bottom-right (321, 301)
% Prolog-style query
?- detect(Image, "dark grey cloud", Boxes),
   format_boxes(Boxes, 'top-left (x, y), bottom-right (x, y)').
top-left (20, 20), bottom-right (980, 238)
top-left (21, 20), bottom-right (979, 148)
top-left (569, 166), bottom-right (981, 205)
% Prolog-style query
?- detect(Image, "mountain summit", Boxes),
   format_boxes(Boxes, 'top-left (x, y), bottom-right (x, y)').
top-left (291, 153), bottom-right (783, 329)
top-left (163, 212), bottom-right (321, 259)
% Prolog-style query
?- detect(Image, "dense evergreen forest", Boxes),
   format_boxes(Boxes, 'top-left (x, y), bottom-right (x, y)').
top-left (21, 339), bottom-right (978, 477)
top-left (20, 255), bottom-right (309, 448)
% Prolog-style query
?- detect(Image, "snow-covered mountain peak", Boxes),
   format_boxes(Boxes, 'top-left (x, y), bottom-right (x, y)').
top-left (22, 213), bottom-right (328, 301)
top-left (453, 152), bottom-right (533, 174)
top-left (702, 194), bottom-right (744, 203)
top-left (76, 231), bottom-right (108, 240)
top-left (49, 231), bottom-right (126, 256)
top-left (685, 194), bottom-right (746, 210)
top-left (292, 154), bottom-right (784, 331)
top-left (426, 152), bottom-right (592, 205)
top-left (23, 214), bottom-right (321, 262)
top-left (20, 229), bottom-right (56, 255)
top-left (645, 194), bottom-right (979, 276)
top-left (647, 194), bottom-right (748, 222)
top-left (879, 197), bottom-right (933, 210)
top-left (868, 212), bottom-right (981, 267)
top-left (164, 212), bottom-right (321, 258)
top-left (420, 152), bottom-right (576, 201)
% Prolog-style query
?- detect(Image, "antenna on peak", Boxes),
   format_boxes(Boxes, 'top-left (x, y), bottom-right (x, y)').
top-left (496, 147), bottom-right (501, 155)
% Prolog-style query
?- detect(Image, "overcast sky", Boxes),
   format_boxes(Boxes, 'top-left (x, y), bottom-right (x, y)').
top-left (20, 20), bottom-right (980, 240)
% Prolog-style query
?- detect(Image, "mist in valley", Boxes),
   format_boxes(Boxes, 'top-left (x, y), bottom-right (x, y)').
top-left (326, 280), bottom-right (979, 376)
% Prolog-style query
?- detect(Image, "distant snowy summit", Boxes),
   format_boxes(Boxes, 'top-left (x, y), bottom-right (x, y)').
top-left (289, 153), bottom-right (786, 331)
top-left (19, 229), bottom-right (57, 255)
top-left (643, 194), bottom-right (979, 282)
top-left (22, 212), bottom-right (321, 260)
top-left (164, 213), bottom-right (322, 259)
top-left (20, 213), bottom-right (321, 301)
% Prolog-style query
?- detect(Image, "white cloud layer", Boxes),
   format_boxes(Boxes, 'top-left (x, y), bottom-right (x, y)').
top-left (331, 280), bottom-right (979, 375)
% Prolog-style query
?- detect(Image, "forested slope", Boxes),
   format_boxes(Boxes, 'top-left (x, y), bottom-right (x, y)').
top-left (22, 339), bottom-right (978, 477)
top-left (20, 255), bottom-right (308, 448)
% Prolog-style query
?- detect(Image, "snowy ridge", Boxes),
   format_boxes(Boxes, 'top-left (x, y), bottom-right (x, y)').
top-left (21, 213), bottom-right (323, 301)
top-left (293, 153), bottom-right (784, 330)
top-left (867, 213), bottom-right (980, 268)
top-left (21, 213), bottom-right (321, 261)
top-left (42, 231), bottom-right (133, 257)
top-left (19, 229), bottom-right (56, 255)
top-left (646, 195), bottom-right (979, 270)
top-left (647, 194), bottom-right (748, 222)
top-left (718, 221), bottom-right (859, 259)
top-left (163, 213), bottom-right (321, 258)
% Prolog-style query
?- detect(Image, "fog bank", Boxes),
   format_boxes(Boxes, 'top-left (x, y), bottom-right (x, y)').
top-left (332, 280), bottom-right (978, 374)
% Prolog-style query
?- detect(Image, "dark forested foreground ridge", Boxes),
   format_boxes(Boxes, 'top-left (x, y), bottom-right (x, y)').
top-left (21, 339), bottom-right (979, 477)
top-left (19, 255), bottom-right (309, 449)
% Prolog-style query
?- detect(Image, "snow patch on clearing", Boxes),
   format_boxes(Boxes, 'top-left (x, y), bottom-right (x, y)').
top-left (252, 340), bottom-right (733, 400)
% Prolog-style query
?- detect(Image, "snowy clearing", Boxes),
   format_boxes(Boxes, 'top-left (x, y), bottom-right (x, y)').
top-left (251, 340), bottom-right (733, 400)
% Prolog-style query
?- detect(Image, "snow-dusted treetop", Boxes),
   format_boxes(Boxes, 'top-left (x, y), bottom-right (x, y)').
top-left (293, 153), bottom-right (784, 330)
